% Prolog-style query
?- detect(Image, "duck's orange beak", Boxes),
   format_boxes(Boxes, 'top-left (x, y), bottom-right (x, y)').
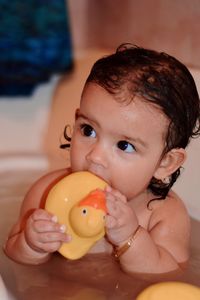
top-left (78, 190), bottom-right (107, 213)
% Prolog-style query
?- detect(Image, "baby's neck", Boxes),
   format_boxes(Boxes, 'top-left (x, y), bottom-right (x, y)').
top-left (128, 190), bottom-right (152, 211)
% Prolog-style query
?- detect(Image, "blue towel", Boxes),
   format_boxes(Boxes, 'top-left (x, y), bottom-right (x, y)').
top-left (0, 0), bottom-right (73, 96)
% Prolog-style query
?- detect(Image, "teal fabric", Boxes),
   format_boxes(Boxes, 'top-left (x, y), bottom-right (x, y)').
top-left (0, 1), bottom-right (73, 96)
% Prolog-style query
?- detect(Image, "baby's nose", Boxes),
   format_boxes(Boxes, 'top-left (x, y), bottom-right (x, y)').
top-left (86, 143), bottom-right (108, 168)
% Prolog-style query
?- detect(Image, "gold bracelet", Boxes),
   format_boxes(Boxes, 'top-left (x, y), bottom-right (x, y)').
top-left (113, 225), bottom-right (141, 260)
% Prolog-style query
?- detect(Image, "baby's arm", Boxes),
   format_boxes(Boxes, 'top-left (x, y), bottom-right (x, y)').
top-left (105, 188), bottom-right (191, 277)
top-left (4, 168), bottom-right (71, 265)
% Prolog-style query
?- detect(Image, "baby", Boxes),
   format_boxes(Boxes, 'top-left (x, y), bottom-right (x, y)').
top-left (5, 44), bottom-right (200, 278)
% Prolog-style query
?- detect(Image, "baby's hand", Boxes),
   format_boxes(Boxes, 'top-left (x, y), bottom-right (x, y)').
top-left (105, 186), bottom-right (138, 246)
top-left (24, 208), bottom-right (70, 254)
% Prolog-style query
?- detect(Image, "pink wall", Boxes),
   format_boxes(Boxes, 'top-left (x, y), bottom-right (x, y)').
top-left (68, 0), bottom-right (200, 67)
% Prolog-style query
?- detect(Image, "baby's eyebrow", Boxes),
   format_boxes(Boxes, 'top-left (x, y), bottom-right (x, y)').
top-left (123, 135), bottom-right (148, 149)
top-left (75, 111), bottom-right (89, 121)
top-left (76, 111), bottom-right (99, 127)
top-left (76, 111), bottom-right (89, 120)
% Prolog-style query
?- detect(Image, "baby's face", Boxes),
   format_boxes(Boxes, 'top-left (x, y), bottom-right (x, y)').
top-left (70, 83), bottom-right (169, 200)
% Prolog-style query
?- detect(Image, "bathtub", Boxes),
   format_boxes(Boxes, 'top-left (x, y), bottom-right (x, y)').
top-left (0, 53), bottom-right (200, 299)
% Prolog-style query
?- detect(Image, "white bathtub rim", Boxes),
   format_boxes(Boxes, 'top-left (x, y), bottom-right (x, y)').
top-left (0, 154), bottom-right (49, 172)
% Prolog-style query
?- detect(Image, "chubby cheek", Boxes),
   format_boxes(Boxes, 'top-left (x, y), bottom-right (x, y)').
top-left (70, 140), bottom-right (85, 172)
top-left (110, 168), bottom-right (153, 200)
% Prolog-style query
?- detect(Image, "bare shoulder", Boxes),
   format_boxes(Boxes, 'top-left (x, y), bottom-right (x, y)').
top-left (148, 191), bottom-right (191, 263)
top-left (149, 190), bottom-right (190, 228)
top-left (20, 168), bottom-right (71, 215)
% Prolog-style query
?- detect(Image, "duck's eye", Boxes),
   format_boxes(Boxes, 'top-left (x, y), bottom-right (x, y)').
top-left (81, 124), bottom-right (96, 138)
top-left (117, 140), bottom-right (135, 153)
top-left (82, 208), bottom-right (87, 215)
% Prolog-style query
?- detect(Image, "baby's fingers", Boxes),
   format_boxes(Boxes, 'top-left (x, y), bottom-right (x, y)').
top-left (105, 215), bottom-right (117, 229)
top-left (24, 220), bottom-right (70, 253)
top-left (106, 194), bottom-right (126, 219)
top-left (25, 209), bottom-right (63, 234)
top-left (36, 240), bottom-right (64, 253)
top-left (31, 208), bottom-right (56, 222)
top-left (28, 232), bottom-right (70, 254)
top-left (29, 218), bottom-right (66, 234)
top-left (105, 186), bottom-right (127, 203)
top-left (24, 209), bottom-right (70, 253)
top-left (36, 231), bottom-right (70, 243)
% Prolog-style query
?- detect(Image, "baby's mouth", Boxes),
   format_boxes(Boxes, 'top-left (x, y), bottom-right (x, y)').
top-left (86, 169), bottom-right (109, 185)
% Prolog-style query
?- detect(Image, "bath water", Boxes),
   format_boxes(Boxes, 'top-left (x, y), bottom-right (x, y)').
top-left (0, 170), bottom-right (200, 299)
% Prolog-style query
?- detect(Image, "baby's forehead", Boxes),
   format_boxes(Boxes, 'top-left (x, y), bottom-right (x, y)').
top-left (125, 94), bottom-right (169, 125)
top-left (82, 82), bottom-right (168, 120)
top-left (113, 89), bottom-right (166, 116)
top-left (81, 84), bottom-right (169, 139)
top-left (113, 93), bottom-right (170, 139)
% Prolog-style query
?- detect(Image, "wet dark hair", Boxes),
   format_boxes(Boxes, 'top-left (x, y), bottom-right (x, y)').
top-left (61, 44), bottom-right (200, 199)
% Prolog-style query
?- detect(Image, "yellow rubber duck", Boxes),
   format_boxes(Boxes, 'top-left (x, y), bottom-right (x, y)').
top-left (45, 171), bottom-right (108, 259)
top-left (70, 189), bottom-right (107, 238)
top-left (136, 282), bottom-right (200, 300)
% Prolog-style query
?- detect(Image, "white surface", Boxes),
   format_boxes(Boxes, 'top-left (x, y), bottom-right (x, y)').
top-left (174, 137), bottom-right (200, 221)
top-left (0, 75), bottom-right (59, 154)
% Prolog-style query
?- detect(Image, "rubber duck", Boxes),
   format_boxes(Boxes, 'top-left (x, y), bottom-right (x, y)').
top-left (136, 282), bottom-right (200, 300)
top-left (45, 171), bottom-right (108, 259)
top-left (70, 189), bottom-right (107, 238)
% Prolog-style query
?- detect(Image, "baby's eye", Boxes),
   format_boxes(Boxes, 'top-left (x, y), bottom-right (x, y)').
top-left (80, 124), bottom-right (96, 138)
top-left (117, 140), bottom-right (135, 153)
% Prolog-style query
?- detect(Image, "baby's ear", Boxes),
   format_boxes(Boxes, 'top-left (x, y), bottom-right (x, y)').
top-left (154, 148), bottom-right (186, 180)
